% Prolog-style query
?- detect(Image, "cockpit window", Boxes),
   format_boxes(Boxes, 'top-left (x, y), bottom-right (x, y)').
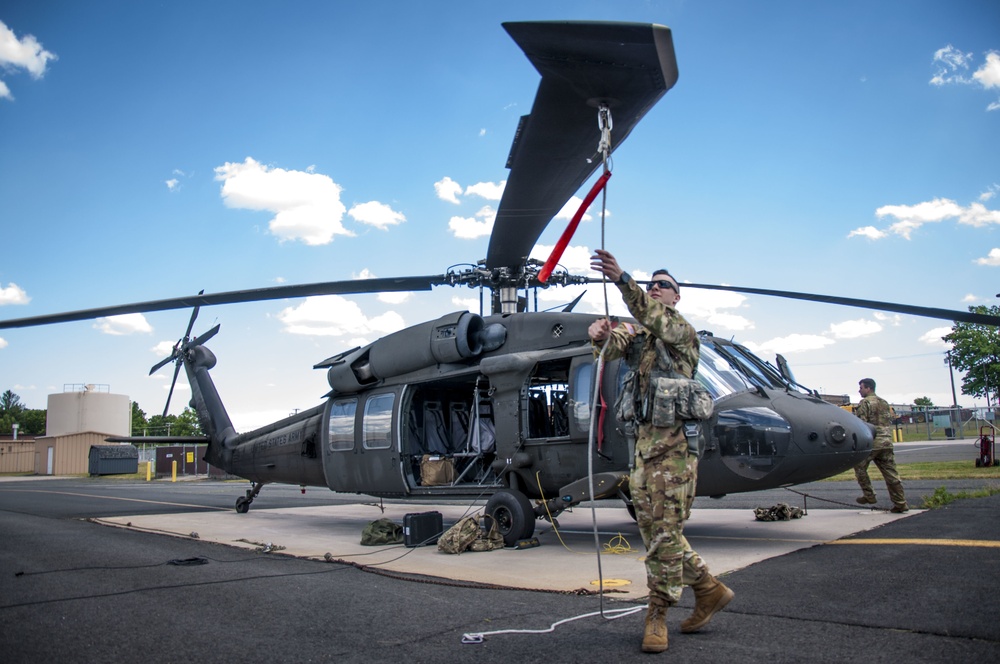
top-left (695, 344), bottom-right (755, 398)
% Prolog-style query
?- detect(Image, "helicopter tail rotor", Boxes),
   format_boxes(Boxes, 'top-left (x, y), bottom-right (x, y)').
top-left (148, 295), bottom-right (220, 417)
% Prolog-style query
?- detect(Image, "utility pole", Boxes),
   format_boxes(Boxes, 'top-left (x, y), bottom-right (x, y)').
top-left (946, 351), bottom-right (962, 440)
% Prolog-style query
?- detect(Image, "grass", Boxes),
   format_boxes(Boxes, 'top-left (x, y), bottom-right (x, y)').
top-left (920, 485), bottom-right (1000, 508)
top-left (823, 460), bottom-right (1000, 482)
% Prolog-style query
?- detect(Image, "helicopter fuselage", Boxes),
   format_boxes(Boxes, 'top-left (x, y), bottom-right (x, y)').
top-left (186, 311), bottom-right (872, 541)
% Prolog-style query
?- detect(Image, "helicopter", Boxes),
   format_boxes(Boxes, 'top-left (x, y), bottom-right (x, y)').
top-left (3, 21), bottom-right (998, 547)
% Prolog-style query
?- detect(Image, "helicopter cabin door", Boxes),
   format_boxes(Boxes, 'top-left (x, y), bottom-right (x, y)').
top-left (321, 390), bottom-right (406, 495)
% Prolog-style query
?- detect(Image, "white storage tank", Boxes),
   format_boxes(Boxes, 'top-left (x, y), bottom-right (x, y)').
top-left (46, 384), bottom-right (130, 437)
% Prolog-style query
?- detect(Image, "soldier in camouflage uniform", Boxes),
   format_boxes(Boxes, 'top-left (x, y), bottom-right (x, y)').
top-left (854, 378), bottom-right (908, 513)
top-left (588, 249), bottom-right (734, 654)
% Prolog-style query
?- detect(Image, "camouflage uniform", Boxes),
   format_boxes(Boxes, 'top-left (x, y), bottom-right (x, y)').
top-left (854, 393), bottom-right (907, 509)
top-left (598, 274), bottom-right (710, 606)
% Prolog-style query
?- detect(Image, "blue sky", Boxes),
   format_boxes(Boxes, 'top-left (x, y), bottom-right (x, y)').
top-left (1, 1), bottom-right (998, 429)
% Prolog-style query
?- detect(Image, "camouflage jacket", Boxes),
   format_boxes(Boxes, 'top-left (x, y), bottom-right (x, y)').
top-left (597, 273), bottom-right (700, 407)
top-left (856, 393), bottom-right (895, 449)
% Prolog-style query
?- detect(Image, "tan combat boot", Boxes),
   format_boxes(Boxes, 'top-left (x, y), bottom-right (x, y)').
top-left (680, 574), bottom-right (734, 633)
top-left (641, 601), bottom-right (669, 653)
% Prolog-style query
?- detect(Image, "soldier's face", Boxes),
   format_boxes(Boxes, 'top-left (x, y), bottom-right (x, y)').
top-left (859, 384), bottom-right (871, 397)
top-left (648, 273), bottom-right (680, 307)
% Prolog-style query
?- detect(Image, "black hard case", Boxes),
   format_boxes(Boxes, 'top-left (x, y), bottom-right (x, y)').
top-left (403, 511), bottom-right (443, 547)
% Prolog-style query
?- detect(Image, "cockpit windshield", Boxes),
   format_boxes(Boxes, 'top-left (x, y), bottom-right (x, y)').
top-left (695, 344), bottom-right (755, 398)
top-left (700, 338), bottom-right (812, 395)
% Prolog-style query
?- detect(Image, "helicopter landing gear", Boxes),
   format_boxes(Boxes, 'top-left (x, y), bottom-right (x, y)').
top-left (485, 489), bottom-right (536, 547)
top-left (235, 482), bottom-right (265, 514)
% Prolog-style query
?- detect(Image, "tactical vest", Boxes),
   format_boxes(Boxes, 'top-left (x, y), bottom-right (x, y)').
top-left (614, 333), bottom-right (712, 429)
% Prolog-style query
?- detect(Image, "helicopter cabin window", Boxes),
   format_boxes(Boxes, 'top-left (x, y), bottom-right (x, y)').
top-left (328, 398), bottom-right (358, 452)
top-left (363, 393), bottom-right (395, 450)
top-left (526, 359), bottom-right (571, 439)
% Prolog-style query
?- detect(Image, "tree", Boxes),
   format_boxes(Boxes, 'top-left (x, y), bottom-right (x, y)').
top-left (1, 390), bottom-right (25, 417)
top-left (913, 396), bottom-right (934, 409)
top-left (131, 402), bottom-right (149, 436)
top-left (943, 305), bottom-right (1000, 404)
top-left (145, 408), bottom-right (204, 437)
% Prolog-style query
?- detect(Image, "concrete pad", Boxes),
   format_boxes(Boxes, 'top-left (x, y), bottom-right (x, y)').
top-left (94, 503), bottom-right (913, 599)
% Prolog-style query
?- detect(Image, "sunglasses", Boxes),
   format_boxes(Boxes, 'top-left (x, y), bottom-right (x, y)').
top-left (646, 279), bottom-right (677, 292)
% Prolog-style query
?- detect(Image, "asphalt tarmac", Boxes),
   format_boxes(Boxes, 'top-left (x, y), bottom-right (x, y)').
top-left (1, 441), bottom-right (998, 662)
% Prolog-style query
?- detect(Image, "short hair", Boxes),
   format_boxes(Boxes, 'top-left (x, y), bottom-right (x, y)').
top-left (651, 268), bottom-right (680, 292)
top-left (859, 378), bottom-right (876, 391)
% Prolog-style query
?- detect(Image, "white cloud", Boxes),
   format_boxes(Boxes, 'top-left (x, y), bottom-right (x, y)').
top-left (852, 197), bottom-right (1000, 240)
top-left (981, 184), bottom-right (1000, 202)
top-left (0, 21), bottom-right (57, 101)
top-left (452, 296), bottom-right (479, 311)
top-left (448, 205), bottom-right (495, 239)
top-left (152, 340), bottom-right (177, 357)
top-left (348, 201), bottom-right (405, 230)
top-left (165, 178), bottom-right (179, 191)
top-left (746, 334), bottom-right (835, 355)
top-left (919, 326), bottom-right (953, 349)
top-left (829, 318), bottom-right (882, 339)
top-left (930, 44), bottom-right (973, 85)
top-left (847, 225), bottom-right (886, 240)
top-left (962, 294), bottom-right (978, 303)
top-left (857, 356), bottom-right (884, 364)
top-left (529, 243), bottom-right (593, 273)
top-left (214, 157), bottom-right (350, 246)
top-left (465, 181), bottom-right (505, 201)
top-left (0, 337), bottom-right (7, 349)
top-left (0, 282), bottom-right (30, 305)
top-left (434, 176), bottom-right (463, 204)
top-left (873, 312), bottom-right (902, 326)
top-left (94, 313), bottom-right (153, 336)
top-left (277, 295), bottom-right (405, 337)
top-left (931, 46), bottom-right (1000, 110)
top-left (975, 248), bottom-right (1000, 266)
top-left (973, 51), bottom-right (1000, 89)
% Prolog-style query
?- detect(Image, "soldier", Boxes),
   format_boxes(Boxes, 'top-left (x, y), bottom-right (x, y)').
top-left (854, 378), bottom-right (908, 513)
top-left (588, 249), bottom-right (733, 654)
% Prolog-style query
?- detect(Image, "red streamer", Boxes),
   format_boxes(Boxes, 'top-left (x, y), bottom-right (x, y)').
top-left (537, 171), bottom-right (612, 283)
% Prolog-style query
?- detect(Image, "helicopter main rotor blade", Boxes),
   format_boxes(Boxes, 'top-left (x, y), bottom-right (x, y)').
top-left (0, 276), bottom-right (446, 330)
top-left (485, 21), bottom-right (678, 270)
top-left (578, 278), bottom-right (999, 326)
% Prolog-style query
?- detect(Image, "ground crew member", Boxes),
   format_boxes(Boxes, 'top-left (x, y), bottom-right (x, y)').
top-left (588, 249), bottom-right (734, 654)
top-left (854, 378), bottom-right (908, 513)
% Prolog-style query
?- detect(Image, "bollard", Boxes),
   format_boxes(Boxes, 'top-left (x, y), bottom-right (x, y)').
top-left (146, 460), bottom-right (152, 482)
top-left (172, 459), bottom-right (177, 482)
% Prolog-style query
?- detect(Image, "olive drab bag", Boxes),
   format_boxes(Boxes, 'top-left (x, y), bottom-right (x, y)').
top-left (360, 518), bottom-right (404, 546)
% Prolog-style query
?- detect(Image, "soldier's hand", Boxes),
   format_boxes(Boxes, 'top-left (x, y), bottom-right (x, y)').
top-left (588, 317), bottom-right (612, 341)
top-left (590, 249), bottom-right (624, 282)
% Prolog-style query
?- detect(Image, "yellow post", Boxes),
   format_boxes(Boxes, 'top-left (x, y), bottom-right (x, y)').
top-left (146, 460), bottom-right (152, 481)
top-left (172, 459), bottom-right (177, 482)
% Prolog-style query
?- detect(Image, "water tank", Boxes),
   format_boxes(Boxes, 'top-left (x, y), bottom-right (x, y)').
top-left (47, 386), bottom-right (131, 437)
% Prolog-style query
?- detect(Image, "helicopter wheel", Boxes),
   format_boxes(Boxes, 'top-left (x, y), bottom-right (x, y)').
top-left (235, 497), bottom-right (250, 514)
top-left (486, 489), bottom-right (535, 547)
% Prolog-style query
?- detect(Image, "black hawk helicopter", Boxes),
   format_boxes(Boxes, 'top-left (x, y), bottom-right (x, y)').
top-left (3, 21), bottom-right (998, 546)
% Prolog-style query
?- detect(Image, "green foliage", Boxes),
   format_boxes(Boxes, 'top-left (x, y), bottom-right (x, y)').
top-left (138, 405), bottom-right (204, 437)
top-left (921, 484), bottom-right (1000, 509)
top-left (0, 390), bottom-right (45, 435)
top-left (913, 396), bottom-right (934, 409)
top-left (943, 306), bottom-right (1000, 402)
top-left (1, 390), bottom-right (24, 415)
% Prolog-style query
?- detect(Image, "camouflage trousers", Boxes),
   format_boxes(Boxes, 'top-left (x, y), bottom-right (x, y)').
top-left (630, 425), bottom-right (710, 606)
top-left (854, 446), bottom-right (907, 508)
